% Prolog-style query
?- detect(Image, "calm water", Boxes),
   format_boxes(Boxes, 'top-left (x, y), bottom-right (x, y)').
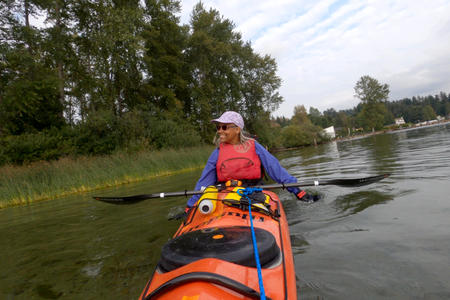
top-left (1, 123), bottom-right (449, 299)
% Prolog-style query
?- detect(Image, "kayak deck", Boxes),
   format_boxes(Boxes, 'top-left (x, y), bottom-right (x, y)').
top-left (140, 187), bottom-right (297, 300)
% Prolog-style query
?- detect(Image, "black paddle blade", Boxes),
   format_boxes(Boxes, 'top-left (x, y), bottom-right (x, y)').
top-left (93, 194), bottom-right (156, 204)
top-left (330, 174), bottom-right (390, 187)
top-left (93, 190), bottom-right (203, 204)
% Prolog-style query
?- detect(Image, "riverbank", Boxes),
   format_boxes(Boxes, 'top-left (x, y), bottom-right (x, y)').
top-left (0, 146), bottom-right (213, 209)
top-left (271, 120), bottom-right (450, 153)
top-left (336, 119), bottom-right (450, 142)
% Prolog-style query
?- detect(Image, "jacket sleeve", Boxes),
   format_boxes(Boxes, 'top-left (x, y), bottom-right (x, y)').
top-left (254, 141), bottom-right (301, 195)
top-left (186, 148), bottom-right (219, 207)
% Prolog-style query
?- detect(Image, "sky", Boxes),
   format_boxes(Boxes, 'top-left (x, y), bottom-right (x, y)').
top-left (178, 0), bottom-right (450, 117)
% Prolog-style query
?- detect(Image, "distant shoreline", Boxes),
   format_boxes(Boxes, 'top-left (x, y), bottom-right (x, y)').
top-left (272, 119), bottom-right (450, 152)
top-left (336, 119), bottom-right (450, 142)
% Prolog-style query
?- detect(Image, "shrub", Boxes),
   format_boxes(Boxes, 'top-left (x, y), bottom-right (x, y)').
top-left (142, 115), bottom-right (202, 149)
top-left (0, 128), bottom-right (74, 165)
top-left (281, 125), bottom-right (313, 148)
top-left (73, 110), bottom-right (120, 155)
top-left (280, 123), bottom-right (328, 148)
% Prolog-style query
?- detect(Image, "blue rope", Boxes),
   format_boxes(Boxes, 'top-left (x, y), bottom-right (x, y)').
top-left (237, 187), bottom-right (266, 300)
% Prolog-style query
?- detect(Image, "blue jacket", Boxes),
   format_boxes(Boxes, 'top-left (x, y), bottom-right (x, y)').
top-left (187, 141), bottom-right (301, 207)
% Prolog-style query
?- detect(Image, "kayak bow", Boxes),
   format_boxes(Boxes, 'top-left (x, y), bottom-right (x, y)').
top-left (140, 186), bottom-right (297, 300)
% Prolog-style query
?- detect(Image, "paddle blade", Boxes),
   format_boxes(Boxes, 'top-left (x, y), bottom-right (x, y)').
top-left (93, 190), bottom-right (202, 204)
top-left (93, 194), bottom-right (158, 204)
top-left (329, 174), bottom-right (390, 187)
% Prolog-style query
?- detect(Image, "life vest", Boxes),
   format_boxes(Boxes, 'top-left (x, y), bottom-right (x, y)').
top-left (216, 140), bottom-right (262, 182)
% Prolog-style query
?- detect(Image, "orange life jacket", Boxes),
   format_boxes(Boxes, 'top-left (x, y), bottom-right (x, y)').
top-left (216, 140), bottom-right (262, 182)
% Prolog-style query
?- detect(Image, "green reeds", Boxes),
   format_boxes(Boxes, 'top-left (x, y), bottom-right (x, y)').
top-left (0, 146), bottom-right (213, 209)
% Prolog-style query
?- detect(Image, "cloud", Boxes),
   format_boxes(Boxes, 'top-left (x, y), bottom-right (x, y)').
top-left (180, 0), bottom-right (450, 117)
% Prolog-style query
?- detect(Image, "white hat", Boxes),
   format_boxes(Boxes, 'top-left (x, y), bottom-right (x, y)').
top-left (211, 111), bottom-right (244, 129)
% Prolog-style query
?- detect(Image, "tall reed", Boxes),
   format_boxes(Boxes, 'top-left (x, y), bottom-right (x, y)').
top-left (0, 146), bottom-right (213, 209)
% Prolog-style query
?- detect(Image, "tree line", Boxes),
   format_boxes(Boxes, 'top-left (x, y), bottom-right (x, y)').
top-left (276, 76), bottom-right (450, 139)
top-left (0, 0), bottom-right (283, 165)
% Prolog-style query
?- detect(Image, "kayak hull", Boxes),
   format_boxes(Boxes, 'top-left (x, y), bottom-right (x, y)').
top-left (140, 188), bottom-right (297, 300)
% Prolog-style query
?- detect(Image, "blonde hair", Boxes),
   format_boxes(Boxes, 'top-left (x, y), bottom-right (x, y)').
top-left (213, 128), bottom-right (254, 147)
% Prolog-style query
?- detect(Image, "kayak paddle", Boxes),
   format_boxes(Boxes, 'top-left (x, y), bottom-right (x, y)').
top-left (93, 174), bottom-right (389, 204)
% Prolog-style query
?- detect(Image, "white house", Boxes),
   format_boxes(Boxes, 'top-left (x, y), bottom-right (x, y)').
top-left (323, 126), bottom-right (336, 139)
top-left (395, 117), bottom-right (405, 125)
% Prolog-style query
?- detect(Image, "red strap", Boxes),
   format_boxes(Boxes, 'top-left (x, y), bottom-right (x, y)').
top-left (297, 190), bottom-right (306, 199)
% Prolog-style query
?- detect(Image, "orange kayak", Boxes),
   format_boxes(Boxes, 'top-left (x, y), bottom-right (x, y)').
top-left (140, 186), bottom-right (297, 300)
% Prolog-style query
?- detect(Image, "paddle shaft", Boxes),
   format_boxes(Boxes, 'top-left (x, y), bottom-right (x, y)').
top-left (93, 174), bottom-right (389, 203)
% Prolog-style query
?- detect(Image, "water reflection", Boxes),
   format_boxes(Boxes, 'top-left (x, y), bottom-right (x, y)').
top-left (36, 284), bottom-right (63, 299)
top-left (333, 190), bottom-right (393, 216)
top-left (290, 234), bottom-right (310, 255)
top-left (371, 134), bottom-right (402, 175)
top-left (281, 141), bottom-right (345, 178)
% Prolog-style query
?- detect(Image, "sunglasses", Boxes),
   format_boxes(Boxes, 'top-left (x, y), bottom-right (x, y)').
top-left (216, 124), bottom-right (237, 131)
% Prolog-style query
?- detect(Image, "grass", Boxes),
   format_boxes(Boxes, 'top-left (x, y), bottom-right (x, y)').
top-left (0, 146), bottom-right (213, 209)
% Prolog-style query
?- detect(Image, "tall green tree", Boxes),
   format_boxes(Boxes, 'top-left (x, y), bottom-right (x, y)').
top-left (39, 0), bottom-right (75, 122)
top-left (444, 102), bottom-right (450, 117)
top-left (185, 3), bottom-right (239, 138)
top-left (0, 0), bottom-right (65, 134)
top-left (308, 107), bottom-right (322, 127)
top-left (70, 0), bottom-right (143, 116)
top-left (185, 3), bottom-right (282, 140)
top-left (238, 46), bottom-right (283, 132)
top-left (354, 75), bottom-right (390, 131)
top-left (323, 108), bottom-right (338, 127)
top-left (140, 0), bottom-right (187, 114)
top-left (291, 105), bottom-right (311, 126)
top-left (422, 105), bottom-right (436, 120)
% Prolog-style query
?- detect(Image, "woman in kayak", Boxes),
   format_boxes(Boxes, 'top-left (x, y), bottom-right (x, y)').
top-left (186, 111), bottom-right (318, 211)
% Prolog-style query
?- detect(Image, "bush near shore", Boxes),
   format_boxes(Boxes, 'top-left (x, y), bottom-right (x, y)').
top-left (0, 146), bottom-right (213, 209)
top-left (0, 111), bottom-right (203, 166)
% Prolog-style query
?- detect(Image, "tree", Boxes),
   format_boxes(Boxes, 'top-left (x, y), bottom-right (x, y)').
top-left (238, 48), bottom-right (283, 132)
top-left (140, 0), bottom-right (187, 114)
top-left (335, 111), bottom-right (354, 135)
top-left (282, 105), bottom-right (328, 147)
top-left (357, 102), bottom-right (388, 131)
top-left (354, 75), bottom-right (390, 131)
top-left (273, 116), bottom-right (290, 127)
top-left (70, 0), bottom-right (144, 117)
top-left (444, 102), bottom-right (450, 117)
top-left (354, 75), bottom-right (389, 105)
top-left (42, 0), bottom-right (72, 120)
top-left (308, 107), bottom-right (327, 128)
top-left (280, 125), bottom-right (311, 148)
top-left (185, 3), bottom-right (282, 140)
top-left (291, 105), bottom-right (311, 126)
top-left (184, 3), bottom-right (238, 139)
top-left (404, 105), bottom-right (423, 123)
top-left (323, 108), bottom-right (338, 127)
top-left (0, 0), bottom-right (65, 134)
top-left (0, 61), bottom-right (64, 134)
top-left (422, 105), bottom-right (436, 120)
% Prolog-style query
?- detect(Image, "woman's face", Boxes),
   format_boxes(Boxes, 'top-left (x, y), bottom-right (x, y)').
top-left (216, 123), bottom-right (240, 144)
